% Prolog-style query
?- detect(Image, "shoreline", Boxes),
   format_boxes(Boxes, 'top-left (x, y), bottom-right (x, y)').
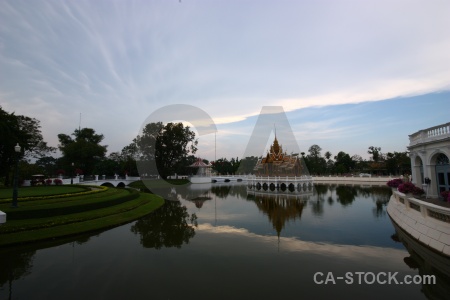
top-left (312, 176), bottom-right (393, 185)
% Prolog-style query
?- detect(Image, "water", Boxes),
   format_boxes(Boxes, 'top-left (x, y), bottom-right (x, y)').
top-left (1, 184), bottom-right (448, 300)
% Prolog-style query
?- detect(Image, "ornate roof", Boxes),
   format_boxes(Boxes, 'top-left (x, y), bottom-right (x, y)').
top-left (254, 136), bottom-right (303, 176)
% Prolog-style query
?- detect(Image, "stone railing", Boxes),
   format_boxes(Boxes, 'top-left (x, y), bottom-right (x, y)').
top-left (409, 122), bottom-right (450, 147)
top-left (249, 175), bottom-right (314, 182)
top-left (391, 190), bottom-right (450, 224)
top-left (388, 190), bottom-right (450, 256)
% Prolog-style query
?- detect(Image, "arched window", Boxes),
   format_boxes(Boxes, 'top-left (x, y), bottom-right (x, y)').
top-left (436, 153), bottom-right (449, 165)
top-left (435, 153), bottom-right (450, 193)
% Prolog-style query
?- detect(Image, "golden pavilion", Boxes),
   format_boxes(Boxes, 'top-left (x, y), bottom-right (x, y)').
top-left (253, 135), bottom-right (305, 176)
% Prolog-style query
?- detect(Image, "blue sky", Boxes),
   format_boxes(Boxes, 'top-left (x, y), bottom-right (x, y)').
top-left (1, 0), bottom-right (449, 161)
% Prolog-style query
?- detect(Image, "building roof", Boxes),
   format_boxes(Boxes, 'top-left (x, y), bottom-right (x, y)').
top-left (189, 158), bottom-right (211, 168)
top-left (254, 136), bottom-right (303, 174)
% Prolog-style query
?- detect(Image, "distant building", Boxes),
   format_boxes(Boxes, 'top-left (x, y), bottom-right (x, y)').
top-left (253, 135), bottom-right (305, 176)
top-left (408, 122), bottom-right (450, 197)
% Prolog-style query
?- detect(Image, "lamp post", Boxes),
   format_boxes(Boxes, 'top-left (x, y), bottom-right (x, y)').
top-left (12, 143), bottom-right (21, 208)
top-left (71, 162), bottom-right (74, 184)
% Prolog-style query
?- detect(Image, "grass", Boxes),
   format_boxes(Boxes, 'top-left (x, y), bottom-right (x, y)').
top-left (0, 188), bottom-right (136, 219)
top-left (0, 186), bottom-right (164, 247)
top-left (0, 185), bottom-right (88, 199)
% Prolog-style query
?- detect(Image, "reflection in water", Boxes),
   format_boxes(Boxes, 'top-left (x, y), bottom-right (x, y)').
top-left (130, 201), bottom-right (198, 249)
top-left (211, 184), bottom-right (232, 199)
top-left (186, 196), bottom-right (212, 208)
top-left (247, 193), bottom-right (306, 237)
top-left (0, 249), bottom-right (35, 299)
top-left (0, 234), bottom-right (94, 299)
top-left (1, 183), bottom-right (447, 299)
top-left (211, 184), bottom-right (248, 199)
top-left (245, 184), bottom-right (394, 237)
top-left (391, 221), bottom-right (450, 300)
top-left (335, 185), bottom-right (357, 206)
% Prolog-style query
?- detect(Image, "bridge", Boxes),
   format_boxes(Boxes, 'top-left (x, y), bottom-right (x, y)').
top-left (212, 175), bottom-right (250, 182)
top-left (247, 175), bottom-right (314, 193)
top-left (64, 175), bottom-right (141, 187)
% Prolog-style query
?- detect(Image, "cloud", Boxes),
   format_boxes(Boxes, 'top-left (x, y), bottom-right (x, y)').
top-left (197, 223), bottom-right (407, 262)
top-left (1, 0), bottom-right (449, 158)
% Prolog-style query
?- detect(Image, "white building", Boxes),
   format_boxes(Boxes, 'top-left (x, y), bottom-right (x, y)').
top-left (408, 122), bottom-right (450, 198)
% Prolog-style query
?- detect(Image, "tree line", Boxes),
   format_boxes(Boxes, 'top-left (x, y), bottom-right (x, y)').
top-left (210, 145), bottom-right (410, 176)
top-left (299, 144), bottom-right (410, 176)
top-left (0, 106), bottom-right (411, 185)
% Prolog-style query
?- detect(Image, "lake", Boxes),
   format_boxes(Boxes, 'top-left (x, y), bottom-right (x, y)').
top-left (1, 183), bottom-right (448, 300)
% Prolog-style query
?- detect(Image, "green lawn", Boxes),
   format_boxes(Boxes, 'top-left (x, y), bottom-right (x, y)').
top-left (0, 185), bottom-right (87, 199)
top-left (0, 186), bottom-right (164, 247)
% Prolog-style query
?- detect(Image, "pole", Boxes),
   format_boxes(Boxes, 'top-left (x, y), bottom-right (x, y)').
top-left (71, 162), bottom-right (74, 184)
top-left (12, 153), bottom-right (19, 208)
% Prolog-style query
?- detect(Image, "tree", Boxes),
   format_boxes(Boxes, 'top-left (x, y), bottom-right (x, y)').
top-left (57, 128), bottom-right (107, 175)
top-left (323, 151), bottom-right (333, 174)
top-left (134, 122), bottom-right (198, 178)
top-left (351, 154), bottom-right (365, 173)
top-left (334, 151), bottom-right (355, 174)
top-left (35, 156), bottom-right (58, 176)
top-left (237, 156), bottom-right (259, 174)
top-left (306, 144), bottom-right (327, 175)
top-left (385, 151), bottom-right (411, 175)
top-left (308, 144), bottom-right (322, 158)
top-left (120, 143), bottom-right (139, 176)
top-left (368, 146), bottom-right (382, 162)
top-left (212, 157), bottom-right (240, 175)
top-left (0, 106), bottom-right (54, 186)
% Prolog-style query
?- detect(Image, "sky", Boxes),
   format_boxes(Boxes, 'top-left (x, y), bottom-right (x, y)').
top-left (1, 0), bottom-right (449, 162)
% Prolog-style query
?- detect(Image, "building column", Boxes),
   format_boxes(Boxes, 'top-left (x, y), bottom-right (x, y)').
top-left (425, 163), bottom-right (438, 198)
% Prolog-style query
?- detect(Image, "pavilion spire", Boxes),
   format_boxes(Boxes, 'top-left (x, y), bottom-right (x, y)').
top-left (274, 123), bottom-right (277, 141)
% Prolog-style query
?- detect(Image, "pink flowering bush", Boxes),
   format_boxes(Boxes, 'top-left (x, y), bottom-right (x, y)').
top-left (54, 178), bottom-right (63, 185)
top-left (397, 182), bottom-right (425, 196)
top-left (397, 182), bottom-right (415, 194)
top-left (411, 186), bottom-right (425, 196)
top-left (387, 178), bottom-right (403, 188)
top-left (441, 191), bottom-right (450, 202)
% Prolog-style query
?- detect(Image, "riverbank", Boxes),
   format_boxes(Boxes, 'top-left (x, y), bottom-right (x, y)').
top-left (312, 175), bottom-right (393, 185)
top-left (0, 186), bottom-right (164, 247)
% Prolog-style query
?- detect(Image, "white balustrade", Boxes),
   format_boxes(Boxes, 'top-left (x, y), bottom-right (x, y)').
top-left (409, 122), bottom-right (450, 146)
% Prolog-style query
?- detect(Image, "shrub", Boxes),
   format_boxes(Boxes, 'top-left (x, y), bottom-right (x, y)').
top-left (412, 186), bottom-right (425, 196)
top-left (387, 178), bottom-right (403, 188)
top-left (397, 182), bottom-right (416, 194)
top-left (54, 178), bottom-right (63, 185)
top-left (440, 190), bottom-right (449, 200)
top-left (45, 179), bottom-right (53, 185)
top-left (397, 182), bottom-right (425, 196)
